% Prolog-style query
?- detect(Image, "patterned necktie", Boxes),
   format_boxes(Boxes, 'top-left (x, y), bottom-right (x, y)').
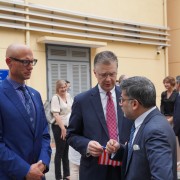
top-left (106, 91), bottom-right (118, 140)
top-left (19, 86), bottom-right (35, 129)
top-left (127, 123), bottom-right (136, 162)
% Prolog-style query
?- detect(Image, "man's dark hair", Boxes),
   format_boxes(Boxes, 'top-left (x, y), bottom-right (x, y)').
top-left (120, 76), bottom-right (156, 108)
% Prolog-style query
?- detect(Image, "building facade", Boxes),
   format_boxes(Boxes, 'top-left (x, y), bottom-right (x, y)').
top-left (167, 0), bottom-right (180, 78)
top-left (0, 0), bottom-right (169, 106)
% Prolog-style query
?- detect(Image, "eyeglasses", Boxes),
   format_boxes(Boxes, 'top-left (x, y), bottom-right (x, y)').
top-left (119, 96), bottom-right (134, 103)
top-left (98, 72), bottom-right (117, 79)
top-left (10, 57), bottom-right (38, 66)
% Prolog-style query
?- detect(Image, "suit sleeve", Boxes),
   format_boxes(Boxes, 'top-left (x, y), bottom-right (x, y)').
top-left (67, 97), bottom-right (90, 156)
top-left (112, 144), bottom-right (125, 161)
top-left (160, 92), bottom-right (165, 114)
top-left (36, 93), bottom-right (52, 173)
top-left (145, 129), bottom-right (174, 180)
top-left (173, 96), bottom-right (180, 136)
top-left (0, 112), bottom-right (30, 178)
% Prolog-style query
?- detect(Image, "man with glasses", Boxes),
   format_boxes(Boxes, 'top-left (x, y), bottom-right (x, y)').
top-left (67, 51), bottom-right (132, 180)
top-left (106, 76), bottom-right (177, 180)
top-left (0, 44), bottom-right (51, 179)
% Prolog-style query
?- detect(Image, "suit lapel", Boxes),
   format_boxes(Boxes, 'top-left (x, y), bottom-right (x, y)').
top-left (90, 86), bottom-right (109, 138)
top-left (3, 79), bottom-right (34, 134)
top-left (90, 85), bottom-right (122, 140)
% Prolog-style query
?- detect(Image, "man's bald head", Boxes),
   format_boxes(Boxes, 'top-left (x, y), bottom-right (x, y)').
top-left (6, 44), bottom-right (32, 58)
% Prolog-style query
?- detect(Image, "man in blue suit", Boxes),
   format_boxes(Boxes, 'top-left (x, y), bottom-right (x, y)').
top-left (174, 75), bottom-right (180, 146)
top-left (0, 44), bottom-right (52, 179)
top-left (106, 76), bottom-right (177, 180)
top-left (67, 51), bottom-right (132, 180)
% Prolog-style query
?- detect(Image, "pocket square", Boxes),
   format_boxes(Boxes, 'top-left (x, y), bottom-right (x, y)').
top-left (133, 144), bottom-right (140, 151)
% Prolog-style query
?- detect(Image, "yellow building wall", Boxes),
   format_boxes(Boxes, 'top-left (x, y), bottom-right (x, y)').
top-left (0, 0), bottom-right (168, 107)
top-left (29, 0), bottom-right (165, 26)
top-left (167, 0), bottom-right (180, 78)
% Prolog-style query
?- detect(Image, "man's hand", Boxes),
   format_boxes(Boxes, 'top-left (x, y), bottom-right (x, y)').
top-left (87, 141), bottom-right (103, 157)
top-left (26, 160), bottom-right (44, 180)
top-left (106, 139), bottom-right (120, 154)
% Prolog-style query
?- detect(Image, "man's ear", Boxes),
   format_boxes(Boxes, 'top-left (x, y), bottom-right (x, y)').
top-left (132, 100), bottom-right (139, 110)
top-left (6, 57), bottom-right (12, 68)
top-left (93, 69), bottom-right (97, 78)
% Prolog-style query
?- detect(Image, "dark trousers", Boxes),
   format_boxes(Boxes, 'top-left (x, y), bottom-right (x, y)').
top-left (52, 124), bottom-right (70, 180)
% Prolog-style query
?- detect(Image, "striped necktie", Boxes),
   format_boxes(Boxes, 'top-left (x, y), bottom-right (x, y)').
top-left (106, 91), bottom-right (118, 140)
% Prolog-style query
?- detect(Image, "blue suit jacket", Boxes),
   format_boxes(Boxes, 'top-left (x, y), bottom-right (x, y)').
top-left (114, 108), bottom-right (177, 180)
top-left (67, 85), bottom-right (132, 180)
top-left (173, 94), bottom-right (180, 145)
top-left (0, 79), bottom-right (52, 180)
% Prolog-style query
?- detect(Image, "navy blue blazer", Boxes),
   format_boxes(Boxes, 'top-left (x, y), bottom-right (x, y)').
top-left (173, 93), bottom-right (180, 145)
top-left (67, 85), bottom-right (132, 180)
top-left (114, 108), bottom-right (177, 180)
top-left (0, 79), bottom-right (52, 179)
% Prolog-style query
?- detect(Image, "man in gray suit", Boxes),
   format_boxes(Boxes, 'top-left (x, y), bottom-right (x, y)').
top-left (106, 76), bottom-right (177, 180)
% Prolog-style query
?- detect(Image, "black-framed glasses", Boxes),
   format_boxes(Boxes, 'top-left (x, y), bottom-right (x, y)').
top-left (119, 96), bottom-right (134, 103)
top-left (10, 57), bottom-right (38, 66)
top-left (98, 72), bottom-right (117, 79)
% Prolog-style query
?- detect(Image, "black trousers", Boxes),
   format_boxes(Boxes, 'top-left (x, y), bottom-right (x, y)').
top-left (52, 124), bottom-right (70, 180)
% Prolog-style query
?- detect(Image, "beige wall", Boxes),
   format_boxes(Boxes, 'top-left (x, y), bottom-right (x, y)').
top-left (167, 0), bottom-right (180, 77)
top-left (0, 0), bottom-right (168, 107)
top-left (29, 0), bottom-right (165, 26)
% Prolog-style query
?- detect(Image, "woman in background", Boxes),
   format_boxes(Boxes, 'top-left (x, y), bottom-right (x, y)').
top-left (51, 80), bottom-right (73, 180)
top-left (160, 76), bottom-right (177, 125)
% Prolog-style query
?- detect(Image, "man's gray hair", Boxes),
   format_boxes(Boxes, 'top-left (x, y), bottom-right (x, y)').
top-left (94, 51), bottom-right (118, 67)
top-left (120, 76), bottom-right (156, 108)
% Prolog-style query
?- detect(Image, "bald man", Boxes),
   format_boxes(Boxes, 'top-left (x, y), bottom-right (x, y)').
top-left (0, 44), bottom-right (51, 179)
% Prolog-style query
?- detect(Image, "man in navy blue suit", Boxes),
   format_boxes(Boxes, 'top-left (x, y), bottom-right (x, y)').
top-left (0, 44), bottom-right (51, 179)
top-left (174, 75), bottom-right (180, 146)
top-left (67, 51), bottom-right (132, 180)
top-left (106, 76), bottom-right (177, 180)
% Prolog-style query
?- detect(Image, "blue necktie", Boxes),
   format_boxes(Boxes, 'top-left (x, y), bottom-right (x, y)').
top-left (127, 124), bottom-right (136, 162)
top-left (19, 86), bottom-right (35, 129)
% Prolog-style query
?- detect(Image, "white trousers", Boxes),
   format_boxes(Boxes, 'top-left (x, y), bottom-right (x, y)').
top-left (70, 162), bottom-right (79, 180)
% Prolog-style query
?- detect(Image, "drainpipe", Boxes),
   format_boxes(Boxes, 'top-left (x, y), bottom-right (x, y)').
top-left (163, 0), bottom-right (169, 76)
top-left (24, 0), bottom-right (30, 46)
top-left (24, 0), bottom-right (31, 86)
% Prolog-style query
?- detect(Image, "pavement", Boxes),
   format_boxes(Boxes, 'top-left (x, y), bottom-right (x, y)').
top-left (45, 144), bottom-right (55, 180)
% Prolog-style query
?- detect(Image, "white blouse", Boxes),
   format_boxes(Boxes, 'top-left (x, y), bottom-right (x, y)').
top-left (51, 93), bottom-right (73, 126)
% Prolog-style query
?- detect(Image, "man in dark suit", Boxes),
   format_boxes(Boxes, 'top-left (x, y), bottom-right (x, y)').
top-left (106, 76), bottom-right (177, 180)
top-left (0, 44), bottom-right (52, 179)
top-left (67, 51), bottom-right (132, 180)
top-left (173, 75), bottom-right (180, 145)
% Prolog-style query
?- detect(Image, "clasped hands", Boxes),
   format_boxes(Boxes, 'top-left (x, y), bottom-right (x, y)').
top-left (87, 139), bottom-right (120, 157)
